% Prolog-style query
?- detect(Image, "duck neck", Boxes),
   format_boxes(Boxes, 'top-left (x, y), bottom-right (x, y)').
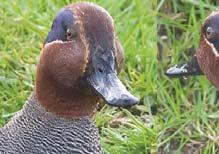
top-left (23, 92), bottom-right (95, 121)
top-left (35, 70), bottom-right (100, 118)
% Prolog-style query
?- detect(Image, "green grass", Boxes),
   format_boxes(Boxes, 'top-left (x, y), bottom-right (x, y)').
top-left (0, 0), bottom-right (156, 153)
top-left (158, 0), bottom-right (219, 153)
top-left (3, 0), bottom-right (219, 153)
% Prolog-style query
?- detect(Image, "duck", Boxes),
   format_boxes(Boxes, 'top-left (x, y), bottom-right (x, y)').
top-left (0, 2), bottom-right (139, 154)
top-left (165, 11), bottom-right (219, 90)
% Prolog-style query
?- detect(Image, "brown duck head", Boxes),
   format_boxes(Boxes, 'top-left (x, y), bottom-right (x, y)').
top-left (36, 2), bottom-right (139, 117)
top-left (166, 11), bottom-right (219, 89)
top-left (196, 11), bottom-right (219, 89)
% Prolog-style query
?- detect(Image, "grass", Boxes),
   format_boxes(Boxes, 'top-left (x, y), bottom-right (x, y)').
top-left (158, 0), bottom-right (219, 153)
top-left (0, 0), bottom-right (157, 153)
top-left (3, 0), bottom-right (219, 153)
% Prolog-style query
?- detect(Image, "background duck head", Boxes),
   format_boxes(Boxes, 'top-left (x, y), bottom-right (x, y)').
top-left (196, 11), bottom-right (219, 89)
top-left (165, 11), bottom-right (219, 90)
top-left (36, 2), bottom-right (139, 117)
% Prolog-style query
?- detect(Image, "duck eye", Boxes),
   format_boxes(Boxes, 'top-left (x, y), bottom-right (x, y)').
top-left (66, 29), bottom-right (78, 40)
top-left (206, 27), bottom-right (216, 40)
top-left (66, 29), bottom-right (72, 39)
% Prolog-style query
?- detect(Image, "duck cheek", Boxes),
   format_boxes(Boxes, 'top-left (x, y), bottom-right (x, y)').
top-left (207, 57), bottom-right (219, 89)
top-left (197, 36), bottom-right (219, 89)
top-left (39, 40), bottom-right (88, 88)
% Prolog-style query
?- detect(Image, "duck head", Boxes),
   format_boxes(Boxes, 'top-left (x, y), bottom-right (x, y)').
top-left (166, 12), bottom-right (219, 89)
top-left (36, 2), bottom-right (139, 117)
top-left (196, 11), bottom-right (219, 89)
